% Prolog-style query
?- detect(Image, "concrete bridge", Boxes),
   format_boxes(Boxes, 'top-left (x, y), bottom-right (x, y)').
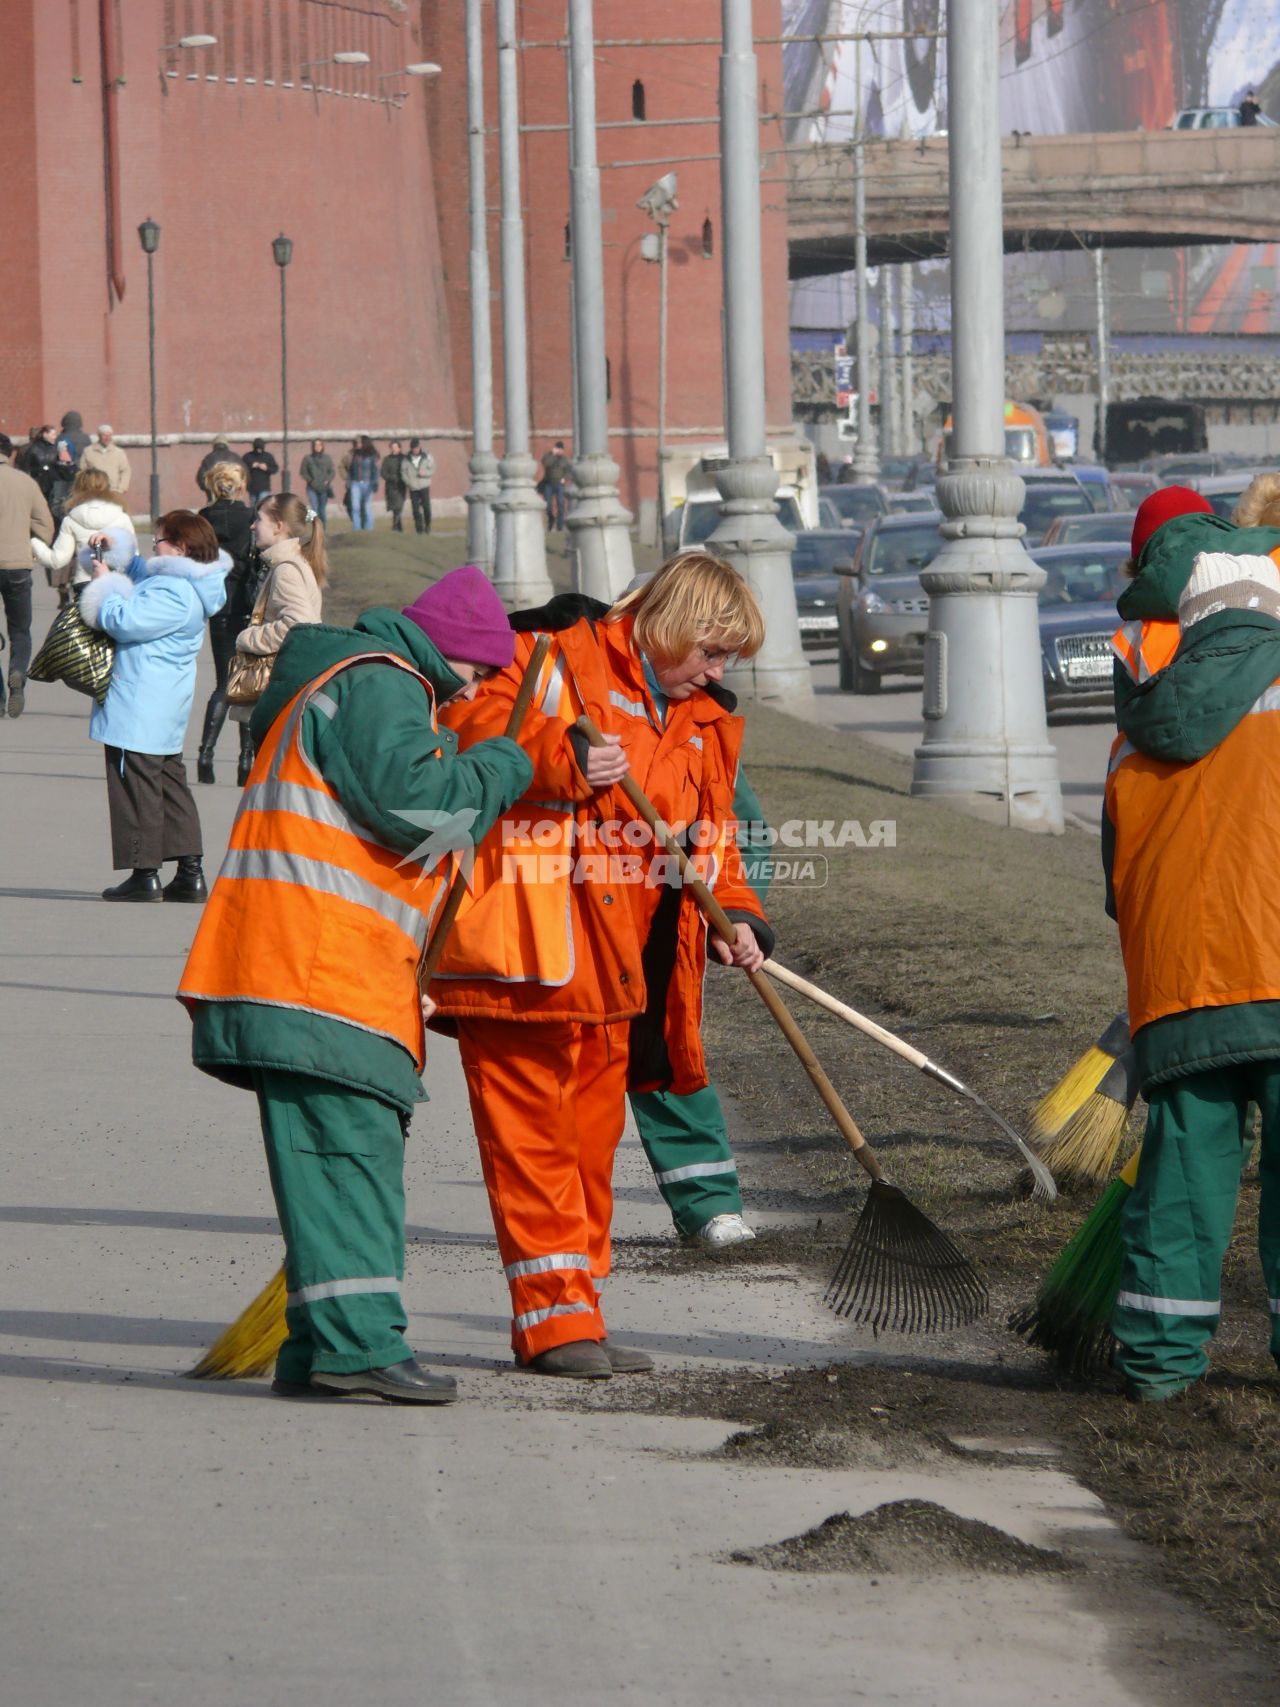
top-left (785, 128), bottom-right (1280, 276)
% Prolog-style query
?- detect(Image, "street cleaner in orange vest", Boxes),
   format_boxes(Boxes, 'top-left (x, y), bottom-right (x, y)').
top-left (429, 552), bottom-right (773, 1378)
top-left (178, 566), bottom-right (534, 1403)
top-left (1105, 547), bottom-right (1280, 1401)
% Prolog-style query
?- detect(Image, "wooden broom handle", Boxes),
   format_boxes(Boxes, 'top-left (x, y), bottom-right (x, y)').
top-left (418, 634), bottom-right (552, 990)
top-left (763, 959), bottom-right (932, 1072)
top-left (573, 713), bottom-right (884, 1183)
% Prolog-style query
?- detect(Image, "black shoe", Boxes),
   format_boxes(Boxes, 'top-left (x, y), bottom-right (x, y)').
top-left (270, 1376), bottom-right (333, 1399)
top-left (7, 673), bottom-right (25, 718)
top-left (102, 869), bottom-right (163, 902)
top-left (237, 749), bottom-right (254, 788)
top-left (163, 858), bottom-right (207, 903)
top-left (196, 750), bottom-right (216, 785)
top-left (309, 1357), bottom-right (457, 1405)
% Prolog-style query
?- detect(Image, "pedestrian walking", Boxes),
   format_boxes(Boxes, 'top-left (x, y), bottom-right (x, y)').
top-left (78, 514), bottom-right (229, 901)
top-left (339, 440), bottom-right (357, 520)
top-left (381, 440), bottom-right (407, 532)
top-left (300, 439), bottom-right (335, 524)
top-left (57, 410), bottom-right (89, 465)
top-left (403, 439), bottom-right (434, 534)
top-left (177, 565), bottom-right (535, 1403)
top-left (47, 441), bottom-right (78, 529)
top-left (19, 425), bottom-right (58, 501)
top-left (196, 462), bottom-right (258, 785)
top-left (80, 424), bottom-right (131, 499)
top-left (196, 438), bottom-right (249, 498)
top-left (0, 432), bottom-right (55, 717)
top-left (429, 552), bottom-right (772, 1377)
top-left (30, 467), bottom-right (133, 598)
top-left (1106, 544), bottom-right (1280, 1402)
top-left (229, 494), bottom-right (327, 781)
top-left (243, 439), bottom-right (279, 504)
top-left (539, 440), bottom-right (571, 531)
top-left (347, 437), bottom-right (380, 532)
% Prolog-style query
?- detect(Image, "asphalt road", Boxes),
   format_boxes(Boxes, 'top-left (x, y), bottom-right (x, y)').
top-left (806, 649), bottom-right (1117, 828)
top-left (0, 579), bottom-right (1170, 1705)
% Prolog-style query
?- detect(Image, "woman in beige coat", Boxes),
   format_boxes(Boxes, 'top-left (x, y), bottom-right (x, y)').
top-left (232, 492), bottom-right (326, 783)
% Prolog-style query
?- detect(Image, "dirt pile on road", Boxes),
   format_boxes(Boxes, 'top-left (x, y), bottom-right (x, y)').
top-left (730, 1498), bottom-right (1067, 1576)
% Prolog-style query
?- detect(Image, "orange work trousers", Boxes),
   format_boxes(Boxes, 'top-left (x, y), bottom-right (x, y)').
top-left (455, 1017), bottom-right (630, 1362)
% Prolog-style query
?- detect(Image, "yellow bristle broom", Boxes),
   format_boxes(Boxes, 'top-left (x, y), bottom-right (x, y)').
top-left (187, 636), bottom-right (552, 1382)
top-left (1030, 1013), bottom-right (1139, 1182)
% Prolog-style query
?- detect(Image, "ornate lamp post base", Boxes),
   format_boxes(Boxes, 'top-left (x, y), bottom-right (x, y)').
top-left (465, 448), bottom-right (500, 571)
top-left (712, 456), bottom-right (815, 716)
top-left (492, 453), bottom-right (554, 610)
top-left (567, 452), bottom-right (634, 603)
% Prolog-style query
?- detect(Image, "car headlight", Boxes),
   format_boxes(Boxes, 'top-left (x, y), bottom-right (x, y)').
top-left (859, 591), bottom-right (888, 614)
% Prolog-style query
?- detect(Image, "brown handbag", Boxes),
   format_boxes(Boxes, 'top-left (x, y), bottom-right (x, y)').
top-left (226, 573), bottom-right (275, 706)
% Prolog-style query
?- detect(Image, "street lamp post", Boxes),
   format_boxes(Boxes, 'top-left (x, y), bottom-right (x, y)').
top-left (639, 173), bottom-right (677, 552)
top-left (909, 0), bottom-right (1062, 832)
top-left (851, 41), bottom-right (877, 481)
top-left (272, 234), bottom-right (293, 492)
top-left (491, 0), bottom-right (552, 607)
top-left (565, 0), bottom-right (634, 602)
top-left (463, 0), bottom-right (498, 574)
top-left (899, 260), bottom-right (915, 453)
top-left (1094, 247), bottom-right (1111, 464)
top-left (711, 0), bottom-right (813, 714)
top-left (878, 265), bottom-right (896, 461)
top-left (137, 217), bottom-right (161, 523)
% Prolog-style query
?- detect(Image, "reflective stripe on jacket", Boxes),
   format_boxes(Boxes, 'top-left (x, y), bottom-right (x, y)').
top-left (1106, 678), bottom-right (1280, 1032)
top-left (178, 653), bottom-right (450, 1067)
top-left (1112, 618), bottom-right (1180, 685)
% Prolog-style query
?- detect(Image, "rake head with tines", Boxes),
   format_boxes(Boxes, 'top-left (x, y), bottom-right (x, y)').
top-left (826, 1181), bottom-right (989, 1334)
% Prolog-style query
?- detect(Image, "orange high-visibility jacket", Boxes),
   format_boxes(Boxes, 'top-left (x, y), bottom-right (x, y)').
top-left (1106, 680), bottom-right (1280, 1031)
top-left (179, 654), bottom-right (451, 1069)
top-left (1111, 618), bottom-right (1181, 686)
top-left (429, 611), bottom-right (767, 1093)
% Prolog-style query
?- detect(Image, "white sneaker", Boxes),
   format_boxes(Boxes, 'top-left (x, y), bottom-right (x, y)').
top-left (691, 1212), bottom-right (756, 1249)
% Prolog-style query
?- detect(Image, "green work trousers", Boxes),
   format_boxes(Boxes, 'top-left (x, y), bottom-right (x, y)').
top-left (1112, 1064), bottom-right (1280, 1398)
top-left (630, 1083), bottom-right (742, 1236)
top-left (252, 1069), bottom-right (414, 1383)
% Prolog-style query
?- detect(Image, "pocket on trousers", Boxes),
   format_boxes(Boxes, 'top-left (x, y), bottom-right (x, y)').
top-left (283, 1092), bottom-right (377, 1158)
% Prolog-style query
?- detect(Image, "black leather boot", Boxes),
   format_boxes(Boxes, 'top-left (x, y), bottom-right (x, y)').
top-left (197, 698), bottom-right (227, 784)
top-left (163, 856), bottom-right (207, 903)
top-left (103, 869), bottom-right (163, 902)
top-left (237, 728), bottom-right (255, 788)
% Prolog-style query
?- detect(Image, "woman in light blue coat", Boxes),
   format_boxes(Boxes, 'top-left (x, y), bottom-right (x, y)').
top-left (80, 513), bottom-right (229, 902)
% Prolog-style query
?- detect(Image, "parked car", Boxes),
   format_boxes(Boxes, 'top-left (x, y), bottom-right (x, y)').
top-left (820, 482), bottom-right (886, 529)
top-left (1040, 511), bottom-right (1136, 547)
top-left (1033, 543), bottom-right (1129, 716)
top-left (1172, 106), bottom-right (1278, 130)
top-left (835, 511), bottom-right (944, 693)
top-left (1018, 470), bottom-right (1094, 545)
top-left (791, 529), bottom-right (856, 651)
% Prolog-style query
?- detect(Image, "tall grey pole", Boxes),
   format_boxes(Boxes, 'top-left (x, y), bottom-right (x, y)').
top-left (566, 0), bottom-right (635, 601)
top-left (878, 266), bottom-right (896, 461)
top-left (656, 215), bottom-right (670, 540)
top-left (279, 266), bottom-right (290, 493)
top-left (1094, 247), bottom-right (1111, 464)
top-left (899, 260), bottom-right (915, 454)
top-left (464, 0), bottom-right (498, 573)
top-left (909, 0), bottom-right (1062, 832)
top-left (711, 0), bottom-right (813, 714)
top-left (145, 250), bottom-right (160, 524)
top-left (492, 0), bottom-right (553, 607)
top-left (851, 41), bottom-right (877, 481)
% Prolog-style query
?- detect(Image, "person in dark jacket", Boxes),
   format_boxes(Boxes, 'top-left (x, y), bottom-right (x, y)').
top-left (348, 436), bottom-right (380, 532)
top-left (381, 441), bottom-right (407, 532)
top-left (243, 439), bottom-right (279, 504)
top-left (57, 410), bottom-right (89, 465)
top-left (196, 438), bottom-right (249, 498)
top-left (19, 426), bottom-right (58, 501)
top-left (46, 441), bottom-right (78, 533)
top-left (300, 439), bottom-right (336, 524)
top-left (196, 461), bottom-right (260, 785)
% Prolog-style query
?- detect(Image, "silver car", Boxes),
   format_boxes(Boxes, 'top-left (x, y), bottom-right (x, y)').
top-left (835, 512), bottom-right (944, 693)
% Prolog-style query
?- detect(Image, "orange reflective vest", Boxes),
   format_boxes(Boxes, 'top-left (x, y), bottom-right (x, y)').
top-left (1111, 618), bottom-right (1180, 686)
top-left (178, 654), bottom-right (451, 1068)
top-left (1106, 678), bottom-right (1280, 1032)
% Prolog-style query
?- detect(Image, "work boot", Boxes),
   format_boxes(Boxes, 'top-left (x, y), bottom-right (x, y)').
top-left (102, 868), bottom-right (163, 902)
top-left (690, 1212), bottom-right (756, 1250)
top-left (521, 1340), bottom-right (612, 1379)
top-left (163, 856), bottom-right (207, 903)
top-left (601, 1341), bottom-right (654, 1374)
top-left (8, 671), bottom-right (26, 718)
top-left (309, 1357), bottom-right (457, 1404)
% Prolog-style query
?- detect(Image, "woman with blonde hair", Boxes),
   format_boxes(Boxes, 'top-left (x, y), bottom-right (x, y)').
top-left (429, 551), bottom-right (773, 1377)
top-left (1233, 472), bottom-right (1280, 530)
top-left (230, 492), bottom-right (326, 784)
top-left (196, 461), bottom-right (257, 784)
top-left (31, 466), bottom-right (134, 602)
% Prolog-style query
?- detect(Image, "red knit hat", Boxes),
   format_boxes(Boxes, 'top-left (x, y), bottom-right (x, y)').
top-left (1131, 485), bottom-right (1214, 562)
top-left (402, 564), bottom-right (515, 669)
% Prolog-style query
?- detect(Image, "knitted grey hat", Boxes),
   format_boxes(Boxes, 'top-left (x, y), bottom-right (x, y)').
top-left (1178, 550), bottom-right (1280, 629)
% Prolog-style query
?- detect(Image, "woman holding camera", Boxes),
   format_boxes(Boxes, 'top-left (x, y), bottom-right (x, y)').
top-left (80, 514), bottom-right (229, 902)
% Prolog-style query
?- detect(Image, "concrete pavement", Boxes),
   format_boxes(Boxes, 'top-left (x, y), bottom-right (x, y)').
top-left (0, 578), bottom-right (1225, 1705)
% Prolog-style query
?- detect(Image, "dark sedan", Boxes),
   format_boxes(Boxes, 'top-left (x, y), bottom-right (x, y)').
top-left (791, 528), bottom-right (855, 651)
top-left (1033, 543), bottom-right (1129, 716)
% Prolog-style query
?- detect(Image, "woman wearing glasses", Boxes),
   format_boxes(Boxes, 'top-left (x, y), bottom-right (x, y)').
top-left (429, 552), bottom-right (774, 1378)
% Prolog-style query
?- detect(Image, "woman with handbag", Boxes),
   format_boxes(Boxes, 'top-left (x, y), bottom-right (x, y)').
top-left (31, 467), bottom-right (134, 604)
top-left (80, 515), bottom-right (229, 902)
top-left (228, 493), bottom-right (326, 784)
top-left (195, 462), bottom-right (257, 785)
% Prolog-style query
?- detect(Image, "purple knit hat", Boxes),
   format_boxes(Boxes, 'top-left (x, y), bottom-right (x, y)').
top-left (402, 564), bottom-right (515, 669)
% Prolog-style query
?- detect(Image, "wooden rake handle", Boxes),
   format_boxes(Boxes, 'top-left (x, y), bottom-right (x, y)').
top-left (573, 713), bottom-right (885, 1185)
top-left (418, 634), bottom-right (552, 991)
